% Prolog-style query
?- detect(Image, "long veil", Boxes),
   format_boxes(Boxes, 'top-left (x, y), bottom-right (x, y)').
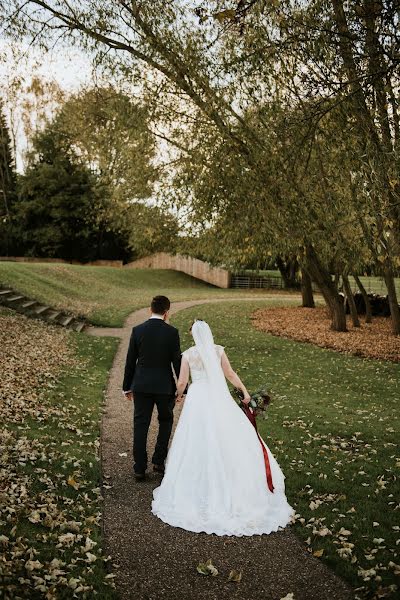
top-left (191, 319), bottom-right (283, 495)
top-left (191, 320), bottom-right (232, 408)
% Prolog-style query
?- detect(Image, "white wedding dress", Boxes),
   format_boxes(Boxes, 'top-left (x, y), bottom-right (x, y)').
top-left (151, 321), bottom-right (294, 536)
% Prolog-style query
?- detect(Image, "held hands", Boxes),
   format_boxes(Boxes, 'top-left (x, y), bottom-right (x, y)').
top-left (124, 391), bottom-right (134, 401)
top-left (176, 392), bottom-right (186, 403)
top-left (175, 389), bottom-right (185, 403)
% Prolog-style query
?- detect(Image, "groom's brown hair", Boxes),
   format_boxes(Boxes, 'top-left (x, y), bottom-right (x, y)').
top-left (151, 295), bottom-right (170, 315)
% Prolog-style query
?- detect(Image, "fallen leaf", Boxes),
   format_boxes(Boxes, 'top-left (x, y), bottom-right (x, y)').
top-left (67, 476), bottom-right (79, 490)
top-left (228, 569), bottom-right (242, 582)
top-left (25, 560), bottom-right (44, 571)
top-left (197, 559), bottom-right (218, 576)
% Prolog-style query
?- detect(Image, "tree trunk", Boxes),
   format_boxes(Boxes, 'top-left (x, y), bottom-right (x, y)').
top-left (353, 273), bottom-right (372, 323)
top-left (304, 244), bottom-right (347, 331)
top-left (289, 259), bottom-right (298, 286)
top-left (342, 274), bottom-right (360, 327)
top-left (383, 269), bottom-right (400, 335)
top-left (301, 269), bottom-right (315, 308)
top-left (276, 255), bottom-right (299, 288)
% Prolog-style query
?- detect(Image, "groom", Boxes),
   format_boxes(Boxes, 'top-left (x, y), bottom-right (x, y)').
top-left (122, 295), bottom-right (182, 481)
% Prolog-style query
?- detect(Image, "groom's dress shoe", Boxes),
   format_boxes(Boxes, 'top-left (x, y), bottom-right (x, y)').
top-left (135, 472), bottom-right (146, 481)
top-left (153, 463), bottom-right (165, 474)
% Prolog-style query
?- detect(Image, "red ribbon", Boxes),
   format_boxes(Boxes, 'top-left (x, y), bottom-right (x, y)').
top-left (243, 405), bottom-right (274, 493)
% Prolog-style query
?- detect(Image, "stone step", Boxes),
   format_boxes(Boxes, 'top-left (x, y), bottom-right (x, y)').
top-left (47, 310), bottom-right (63, 322)
top-left (1, 287), bottom-right (88, 332)
top-left (33, 305), bottom-right (50, 316)
top-left (21, 300), bottom-right (38, 309)
top-left (6, 294), bottom-right (25, 304)
top-left (60, 315), bottom-right (74, 327)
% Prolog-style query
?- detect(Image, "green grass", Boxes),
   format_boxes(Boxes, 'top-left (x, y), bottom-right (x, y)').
top-left (0, 262), bottom-right (285, 327)
top-left (240, 269), bottom-right (282, 277)
top-left (2, 330), bottom-right (119, 599)
top-left (171, 301), bottom-right (400, 600)
top-left (347, 275), bottom-right (400, 296)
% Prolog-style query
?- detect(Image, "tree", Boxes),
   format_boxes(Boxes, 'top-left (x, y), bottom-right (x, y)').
top-left (13, 109), bottom-right (178, 261)
top-left (15, 128), bottom-right (118, 260)
top-left (165, 100), bottom-right (352, 328)
top-left (54, 86), bottom-right (156, 205)
top-left (49, 86), bottom-right (177, 259)
top-left (122, 202), bottom-right (180, 258)
top-left (0, 100), bottom-right (17, 255)
top-left (0, 1), bottom-right (352, 331)
top-left (4, 0), bottom-right (398, 331)
top-left (19, 76), bottom-right (66, 163)
top-left (301, 270), bottom-right (315, 309)
top-left (275, 256), bottom-right (300, 289)
top-left (198, 0), bottom-right (400, 331)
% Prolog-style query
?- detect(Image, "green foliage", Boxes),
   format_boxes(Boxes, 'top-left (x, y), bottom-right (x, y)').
top-left (121, 202), bottom-right (179, 258)
top-left (45, 84), bottom-right (179, 261)
top-left (54, 86), bottom-right (156, 204)
top-left (9, 97), bottom-right (178, 261)
top-left (2, 0), bottom-right (399, 324)
top-left (14, 127), bottom-right (126, 261)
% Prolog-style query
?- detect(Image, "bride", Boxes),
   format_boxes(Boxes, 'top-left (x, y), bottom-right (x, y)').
top-left (151, 319), bottom-right (294, 536)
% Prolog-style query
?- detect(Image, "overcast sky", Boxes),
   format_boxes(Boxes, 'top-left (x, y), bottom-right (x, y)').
top-left (0, 38), bottom-right (92, 90)
top-left (0, 38), bottom-right (93, 170)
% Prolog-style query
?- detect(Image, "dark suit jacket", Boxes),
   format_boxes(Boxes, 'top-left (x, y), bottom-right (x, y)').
top-left (122, 318), bottom-right (182, 395)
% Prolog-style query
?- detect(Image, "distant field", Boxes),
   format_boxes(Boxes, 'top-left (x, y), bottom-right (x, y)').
top-left (241, 269), bottom-right (281, 278)
top-left (347, 275), bottom-right (400, 295)
top-left (0, 262), bottom-right (293, 327)
top-left (243, 269), bottom-right (400, 295)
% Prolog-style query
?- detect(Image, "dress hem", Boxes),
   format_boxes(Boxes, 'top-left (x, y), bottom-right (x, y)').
top-left (151, 506), bottom-right (295, 537)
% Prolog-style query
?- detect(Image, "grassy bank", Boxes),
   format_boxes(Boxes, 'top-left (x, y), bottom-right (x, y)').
top-left (171, 301), bottom-right (400, 600)
top-left (0, 262), bottom-right (285, 327)
top-left (1, 309), bottom-right (119, 599)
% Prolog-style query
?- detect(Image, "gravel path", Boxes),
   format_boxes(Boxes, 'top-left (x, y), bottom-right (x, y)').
top-left (93, 298), bottom-right (354, 600)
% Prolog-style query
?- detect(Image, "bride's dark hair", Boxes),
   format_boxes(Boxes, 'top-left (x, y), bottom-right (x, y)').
top-left (189, 318), bottom-right (204, 332)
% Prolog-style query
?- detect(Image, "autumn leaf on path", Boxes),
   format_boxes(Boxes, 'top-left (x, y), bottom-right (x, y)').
top-left (196, 559), bottom-right (218, 576)
top-left (228, 569), bottom-right (242, 582)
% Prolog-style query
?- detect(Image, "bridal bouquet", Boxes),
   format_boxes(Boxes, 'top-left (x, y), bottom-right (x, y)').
top-left (233, 387), bottom-right (275, 492)
top-left (233, 387), bottom-right (272, 417)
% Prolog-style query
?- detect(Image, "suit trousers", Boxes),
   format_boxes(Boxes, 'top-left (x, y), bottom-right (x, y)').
top-left (133, 392), bottom-right (175, 474)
